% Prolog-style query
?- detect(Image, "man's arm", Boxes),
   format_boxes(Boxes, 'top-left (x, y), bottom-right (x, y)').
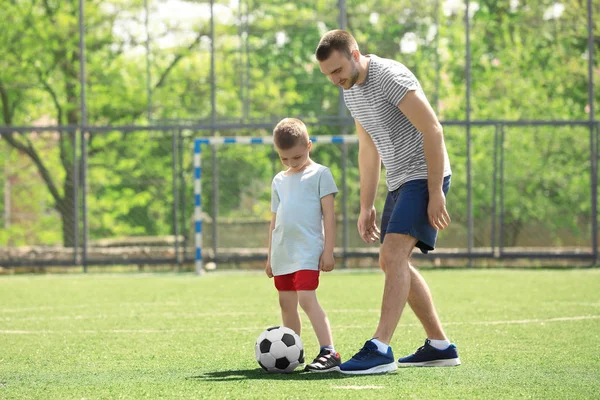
top-left (356, 119), bottom-right (382, 242)
top-left (398, 90), bottom-right (450, 230)
top-left (357, 119), bottom-right (381, 212)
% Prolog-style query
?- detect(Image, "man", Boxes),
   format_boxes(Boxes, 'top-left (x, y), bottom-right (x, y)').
top-left (315, 29), bottom-right (460, 374)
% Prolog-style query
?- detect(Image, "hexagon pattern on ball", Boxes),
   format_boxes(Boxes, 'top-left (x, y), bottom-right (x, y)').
top-left (255, 326), bottom-right (304, 373)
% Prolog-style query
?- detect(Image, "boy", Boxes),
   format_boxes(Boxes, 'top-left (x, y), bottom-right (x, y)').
top-left (265, 118), bottom-right (341, 372)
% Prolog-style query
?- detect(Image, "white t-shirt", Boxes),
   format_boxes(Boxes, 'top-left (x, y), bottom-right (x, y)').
top-left (270, 163), bottom-right (338, 276)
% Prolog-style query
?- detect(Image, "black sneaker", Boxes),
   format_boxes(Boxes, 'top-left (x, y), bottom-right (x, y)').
top-left (304, 348), bottom-right (342, 373)
top-left (398, 339), bottom-right (461, 367)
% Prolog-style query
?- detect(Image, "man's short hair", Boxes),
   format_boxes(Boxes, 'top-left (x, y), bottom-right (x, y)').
top-left (273, 118), bottom-right (309, 150)
top-left (315, 29), bottom-right (358, 61)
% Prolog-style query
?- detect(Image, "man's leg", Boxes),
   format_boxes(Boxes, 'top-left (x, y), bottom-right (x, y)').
top-left (372, 233), bottom-right (417, 344)
top-left (407, 264), bottom-right (447, 340)
top-left (397, 264), bottom-right (461, 367)
top-left (338, 233), bottom-right (415, 375)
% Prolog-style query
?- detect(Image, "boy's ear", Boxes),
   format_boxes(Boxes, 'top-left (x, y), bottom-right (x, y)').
top-left (308, 140), bottom-right (312, 151)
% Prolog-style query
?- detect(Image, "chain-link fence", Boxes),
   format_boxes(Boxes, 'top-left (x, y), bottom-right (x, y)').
top-left (1, 120), bottom-right (598, 270)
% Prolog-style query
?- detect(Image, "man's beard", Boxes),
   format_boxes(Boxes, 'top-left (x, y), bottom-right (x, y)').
top-left (346, 63), bottom-right (360, 88)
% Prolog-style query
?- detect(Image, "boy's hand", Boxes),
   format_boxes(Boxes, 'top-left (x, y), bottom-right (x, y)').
top-left (265, 260), bottom-right (273, 278)
top-left (319, 253), bottom-right (335, 272)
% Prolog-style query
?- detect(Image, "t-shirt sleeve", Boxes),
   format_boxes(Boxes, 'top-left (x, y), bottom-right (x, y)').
top-left (271, 178), bottom-right (280, 213)
top-left (319, 167), bottom-right (338, 199)
top-left (380, 67), bottom-right (419, 108)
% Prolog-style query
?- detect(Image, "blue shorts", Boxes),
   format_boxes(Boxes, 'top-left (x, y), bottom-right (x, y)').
top-left (380, 175), bottom-right (451, 254)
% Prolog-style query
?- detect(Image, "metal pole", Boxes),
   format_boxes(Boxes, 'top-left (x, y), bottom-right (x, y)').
top-left (491, 124), bottom-right (499, 256)
top-left (144, 0), bottom-right (152, 121)
top-left (211, 144), bottom-right (218, 264)
top-left (499, 125), bottom-right (505, 256)
top-left (72, 128), bottom-right (78, 265)
top-left (172, 130), bottom-right (180, 269)
top-left (78, 0), bottom-right (88, 272)
top-left (338, 0), bottom-right (347, 29)
top-left (244, 0), bottom-right (250, 119)
top-left (338, 0), bottom-right (347, 118)
top-left (210, 0), bottom-right (216, 129)
top-left (179, 129), bottom-right (186, 261)
top-left (587, 0), bottom-right (597, 263)
top-left (465, 1), bottom-right (473, 266)
top-left (238, 0), bottom-right (244, 120)
top-left (210, 0), bottom-right (218, 264)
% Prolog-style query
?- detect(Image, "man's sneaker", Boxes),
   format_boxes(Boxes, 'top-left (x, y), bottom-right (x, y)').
top-left (339, 340), bottom-right (398, 375)
top-left (398, 339), bottom-right (461, 367)
top-left (304, 348), bottom-right (341, 372)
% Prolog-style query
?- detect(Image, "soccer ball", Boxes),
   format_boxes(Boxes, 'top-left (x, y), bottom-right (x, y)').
top-left (255, 326), bottom-right (304, 373)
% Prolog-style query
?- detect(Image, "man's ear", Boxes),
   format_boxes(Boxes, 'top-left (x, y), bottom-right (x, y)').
top-left (351, 49), bottom-right (360, 61)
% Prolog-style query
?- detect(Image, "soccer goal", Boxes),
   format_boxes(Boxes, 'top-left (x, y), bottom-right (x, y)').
top-left (193, 135), bottom-right (359, 275)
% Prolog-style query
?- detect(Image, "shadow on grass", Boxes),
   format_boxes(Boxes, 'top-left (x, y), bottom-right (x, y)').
top-left (188, 368), bottom-right (358, 381)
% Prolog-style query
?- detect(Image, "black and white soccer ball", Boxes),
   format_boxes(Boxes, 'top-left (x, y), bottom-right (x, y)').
top-left (255, 326), bottom-right (304, 373)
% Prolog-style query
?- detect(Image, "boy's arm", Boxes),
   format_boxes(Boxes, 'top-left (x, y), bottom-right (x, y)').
top-left (265, 213), bottom-right (276, 278)
top-left (320, 194), bottom-right (336, 272)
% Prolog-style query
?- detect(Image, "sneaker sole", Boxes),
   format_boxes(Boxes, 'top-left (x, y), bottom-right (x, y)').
top-left (398, 358), bottom-right (461, 367)
top-left (305, 366), bottom-right (340, 373)
top-left (339, 362), bottom-right (398, 375)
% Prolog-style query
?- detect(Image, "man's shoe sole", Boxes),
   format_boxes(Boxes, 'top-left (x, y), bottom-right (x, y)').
top-left (339, 362), bottom-right (398, 375)
top-left (398, 357), bottom-right (461, 367)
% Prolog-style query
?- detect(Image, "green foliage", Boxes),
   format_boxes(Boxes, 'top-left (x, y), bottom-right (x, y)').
top-left (0, 0), bottom-right (598, 247)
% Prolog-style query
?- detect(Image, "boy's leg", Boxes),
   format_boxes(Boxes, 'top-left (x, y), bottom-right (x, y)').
top-left (297, 290), bottom-right (333, 348)
top-left (278, 291), bottom-right (301, 335)
top-left (298, 290), bottom-right (341, 372)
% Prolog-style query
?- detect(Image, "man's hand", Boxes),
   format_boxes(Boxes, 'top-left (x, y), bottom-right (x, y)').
top-left (319, 252), bottom-right (335, 272)
top-left (265, 260), bottom-right (274, 278)
top-left (357, 206), bottom-right (380, 243)
top-left (428, 191), bottom-right (450, 230)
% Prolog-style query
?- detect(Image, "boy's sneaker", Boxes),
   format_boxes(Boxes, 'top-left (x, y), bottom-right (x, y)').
top-left (339, 340), bottom-right (398, 375)
top-left (398, 339), bottom-right (461, 367)
top-left (304, 349), bottom-right (341, 372)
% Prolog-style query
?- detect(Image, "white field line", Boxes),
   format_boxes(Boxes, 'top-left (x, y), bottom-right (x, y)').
top-left (0, 315), bottom-right (598, 335)
top-left (0, 302), bottom-right (185, 313)
top-left (332, 386), bottom-right (385, 390)
top-left (0, 309), bottom-right (381, 322)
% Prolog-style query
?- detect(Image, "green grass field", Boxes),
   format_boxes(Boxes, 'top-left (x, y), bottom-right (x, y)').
top-left (1, 269), bottom-right (599, 399)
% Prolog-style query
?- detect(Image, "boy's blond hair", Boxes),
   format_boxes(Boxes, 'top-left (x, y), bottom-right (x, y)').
top-left (273, 118), bottom-right (310, 150)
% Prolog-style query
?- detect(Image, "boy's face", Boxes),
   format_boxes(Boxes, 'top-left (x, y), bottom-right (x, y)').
top-left (276, 141), bottom-right (312, 172)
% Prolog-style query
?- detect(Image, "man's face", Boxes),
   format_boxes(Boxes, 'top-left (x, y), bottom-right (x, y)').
top-left (276, 142), bottom-right (312, 172)
top-left (318, 50), bottom-right (360, 90)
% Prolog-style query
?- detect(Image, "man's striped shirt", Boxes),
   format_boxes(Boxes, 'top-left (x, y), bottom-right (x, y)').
top-left (343, 55), bottom-right (451, 191)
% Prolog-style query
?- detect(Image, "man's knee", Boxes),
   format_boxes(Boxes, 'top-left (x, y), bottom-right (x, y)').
top-left (380, 233), bottom-right (416, 270)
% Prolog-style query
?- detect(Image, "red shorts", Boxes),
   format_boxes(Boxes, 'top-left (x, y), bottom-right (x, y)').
top-left (274, 270), bottom-right (320, 291)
